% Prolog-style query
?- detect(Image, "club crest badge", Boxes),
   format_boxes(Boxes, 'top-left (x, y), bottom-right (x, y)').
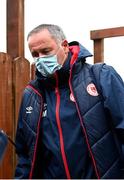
top-left (87, 83), bottom-right (99, 96)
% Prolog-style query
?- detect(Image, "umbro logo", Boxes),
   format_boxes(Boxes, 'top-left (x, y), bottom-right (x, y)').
top-left (26, 106), bottom-right (33, 113)
top-left (42, 103), bottom-right (47, 117)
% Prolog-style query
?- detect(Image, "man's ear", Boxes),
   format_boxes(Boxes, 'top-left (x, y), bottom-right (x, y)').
top-left (61, 40), bottom-right (69, 53)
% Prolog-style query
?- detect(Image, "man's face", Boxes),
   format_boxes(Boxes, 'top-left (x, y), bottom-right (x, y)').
top-left (28, 29), bottom-right (69, 65)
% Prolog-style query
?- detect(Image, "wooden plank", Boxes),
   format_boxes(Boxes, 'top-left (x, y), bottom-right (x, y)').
top-left (12, 57), bottom-right (30, 174)
top-left (90, 26), bottom-right (124, 40)
top-left (13, 57), bottom-right (30, 130)
top-left (0, 53), bottom-right (14, 178)
top-left (7, 0), bottom-right (24, 58)
top-left (93, 39), bottom-right (104, 63)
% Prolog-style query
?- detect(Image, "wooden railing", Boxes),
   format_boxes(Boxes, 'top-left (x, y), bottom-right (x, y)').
top-left (0, 53), bottom-right (35, 178)
top-left (90, 26), bottom-right (124, 63)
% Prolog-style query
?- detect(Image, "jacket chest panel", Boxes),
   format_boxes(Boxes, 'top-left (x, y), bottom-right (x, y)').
top-left (71, 69), bottom-right (114, 146)
top-left (23, 91), bottom-right (43, 134)
top-left (71, 69), bottom-right (120, 178)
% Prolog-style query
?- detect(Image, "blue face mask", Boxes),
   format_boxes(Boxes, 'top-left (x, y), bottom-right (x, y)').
top-left (35, 54), bottom-right (62, 77)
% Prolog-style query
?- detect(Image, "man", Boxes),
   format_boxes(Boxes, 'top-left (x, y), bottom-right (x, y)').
top-left (14, 24), bottom-right (124, 179)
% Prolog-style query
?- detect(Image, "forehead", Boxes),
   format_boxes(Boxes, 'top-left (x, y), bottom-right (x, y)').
top-left (28, 29), bottom-right (57, 50)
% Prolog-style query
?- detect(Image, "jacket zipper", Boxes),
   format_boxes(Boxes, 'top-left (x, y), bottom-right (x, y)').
top-left (55, 73), bottom-right (71, 179)
top-left (69, 67), bottom-right (100, 179)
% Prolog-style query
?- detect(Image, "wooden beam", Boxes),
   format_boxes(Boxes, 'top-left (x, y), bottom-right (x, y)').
top-left (7, 0), bottom-right (24, 58)
top-left (90, 26), bottom-right (124, 40)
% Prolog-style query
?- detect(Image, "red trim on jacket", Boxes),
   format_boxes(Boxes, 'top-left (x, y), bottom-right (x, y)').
top-left (68, 46), bottom-right (100, 179)
top-left (54, 73), bottom-right (71, 179)
top-left (27, 84), bottom-right (42, 97)
top-left (27, 85), bottom-right (44, 179)
top-left (69, 45), bottom-right (80, 65)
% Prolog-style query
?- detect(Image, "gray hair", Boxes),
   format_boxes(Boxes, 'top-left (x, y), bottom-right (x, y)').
top-left (27, 24), bottom-right (66, 44)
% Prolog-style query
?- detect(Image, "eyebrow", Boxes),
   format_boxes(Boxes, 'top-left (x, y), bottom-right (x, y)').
top-left (31, 47), bottom-right (53, 57)
top-left (41, 47), bottom-right (52, 53)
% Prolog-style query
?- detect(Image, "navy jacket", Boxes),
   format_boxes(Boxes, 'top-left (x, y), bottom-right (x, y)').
top-left (14, 42), bottom-right (124, 179)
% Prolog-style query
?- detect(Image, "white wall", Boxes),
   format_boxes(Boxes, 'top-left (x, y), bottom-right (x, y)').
top-left (25, 0), bottom-right (124, 79)
top-left (0, 0), bottom-right (6, 52)
top-left (0, 0), bottom-right (124, 78)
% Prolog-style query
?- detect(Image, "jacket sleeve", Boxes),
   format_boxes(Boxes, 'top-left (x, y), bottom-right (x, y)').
top-left (100, 64), bottom-right (124, 174)
top-left (100, 64), bottom-right (124, 134)
top-left (14, 89), bottom-right (32, 179)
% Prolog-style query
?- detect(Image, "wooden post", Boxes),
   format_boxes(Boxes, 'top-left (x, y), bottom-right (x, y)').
top-left (6, 0), bottom-right (25, 176)
top-left (7, 0), bottom-right (24, 58)
top-left (93, 39), bottom-right (104, 63)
